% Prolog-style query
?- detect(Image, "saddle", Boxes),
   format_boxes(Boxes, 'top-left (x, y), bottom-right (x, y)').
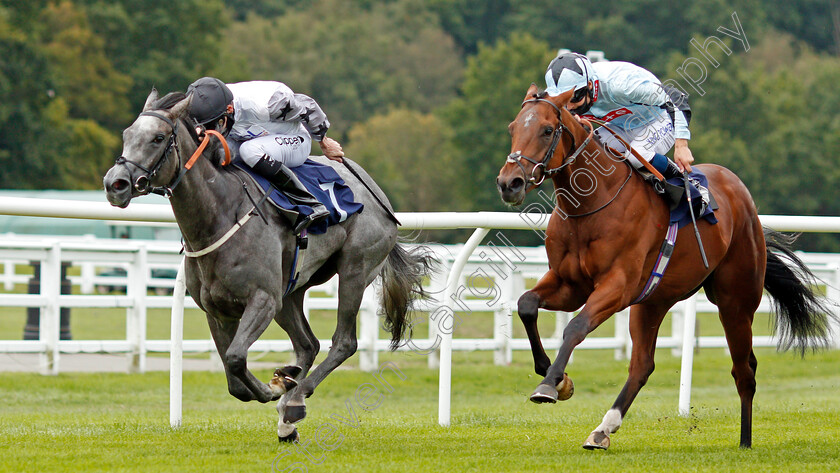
top-left (636, 166), bottom-right (718, 228)
top-left (233, 158), bottom-right (364, 235)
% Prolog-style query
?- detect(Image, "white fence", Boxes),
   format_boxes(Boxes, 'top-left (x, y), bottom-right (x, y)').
top-left (8, 237), bottom-right (837, 371)
top-left (0, 236), bottom-right (646, 372)
top-left (1, 196), bottom-right (840, 428)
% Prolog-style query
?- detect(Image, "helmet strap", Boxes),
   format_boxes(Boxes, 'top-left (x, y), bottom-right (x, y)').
top-left (219, 114), bottom-right (234, 137)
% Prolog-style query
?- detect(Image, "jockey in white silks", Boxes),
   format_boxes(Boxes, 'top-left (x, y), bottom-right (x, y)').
top-left (187, 78), bottom-right (344, 234)
top-left (544, 52), bottom-right (695, 179)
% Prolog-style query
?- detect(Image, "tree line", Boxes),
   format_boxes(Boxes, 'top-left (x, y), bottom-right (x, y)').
top-left (1, 0), bottom-right (839, 248)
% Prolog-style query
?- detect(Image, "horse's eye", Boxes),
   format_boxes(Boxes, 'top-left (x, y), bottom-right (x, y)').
top-left (153, 134), bottom-right (165, 144)
top-left (543, 126), bottom-right (554, 136)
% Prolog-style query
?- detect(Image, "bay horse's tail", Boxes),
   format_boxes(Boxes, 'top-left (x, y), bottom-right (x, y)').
top-left (379, 241), bottom-right (436, 350)
top-left (763, 227), bottom-right (836, 355)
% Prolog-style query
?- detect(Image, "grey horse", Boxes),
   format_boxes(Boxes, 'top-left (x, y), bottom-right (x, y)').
top-left (103, 89), bottom-right (433, 441)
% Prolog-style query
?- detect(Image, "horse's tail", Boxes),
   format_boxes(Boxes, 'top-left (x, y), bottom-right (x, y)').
top-left (379, 241), bottom-right (437, 350)
top-left (763, 227), bottom-right (836, 355)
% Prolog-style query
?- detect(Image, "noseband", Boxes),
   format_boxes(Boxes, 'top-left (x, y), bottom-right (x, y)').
top-left (115, 111), bottom-right (182, 197)
top-left (506, 98), bottom-right (593, 186)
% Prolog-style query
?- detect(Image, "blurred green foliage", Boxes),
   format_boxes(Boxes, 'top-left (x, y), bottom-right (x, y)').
top-left (1, 0), bottom-right (839, 248)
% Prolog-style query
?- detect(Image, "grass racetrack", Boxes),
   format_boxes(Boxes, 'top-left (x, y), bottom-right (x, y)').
top-left (1, 347), bottom-right (838, 473)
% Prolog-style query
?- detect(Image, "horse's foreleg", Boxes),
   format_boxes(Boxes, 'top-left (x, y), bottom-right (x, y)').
top-left (273, 292), bottom-right (319, 381)
top-left (531, 277), bottom-right (627, 403)
top-left (583, 303), bottom-right (668, 450)
top-left (224, 290), bottom-right (279, 403)
top-left (518, 293), bottom-right (550, 376)
top-left (206, 314), bottom-right (256, 401)
top-left (274, 292), bottom-right (320, 441)
top-left (519, 270), bottom-right (573, 376)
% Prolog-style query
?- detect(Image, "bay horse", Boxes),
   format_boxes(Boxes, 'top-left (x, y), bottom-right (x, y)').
top-left (104, 89), bottom-right (433, 441)
top-left (496, 85), bottom-right (834, 450)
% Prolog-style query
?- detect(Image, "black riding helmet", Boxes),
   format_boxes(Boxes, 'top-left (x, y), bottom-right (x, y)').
top-left (187, 77), bottom-right (234, 128)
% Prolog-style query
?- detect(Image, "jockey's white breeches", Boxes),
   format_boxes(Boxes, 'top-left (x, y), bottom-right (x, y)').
top-left (593, 111), bottom-right (675, 168)
top-left (237, 133), bottom-right (312, 168)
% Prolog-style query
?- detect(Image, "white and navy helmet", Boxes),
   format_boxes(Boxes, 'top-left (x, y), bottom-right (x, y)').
top-left (545, 52), bottom-right (595, 103)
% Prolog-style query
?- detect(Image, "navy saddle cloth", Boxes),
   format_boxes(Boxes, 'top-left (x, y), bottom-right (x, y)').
top-left (234, 158), bottom-right (364, 234)
top-left (666, 169), bottom-right (717, 229)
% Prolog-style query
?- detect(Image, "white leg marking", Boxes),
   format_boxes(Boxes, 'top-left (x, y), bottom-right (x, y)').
top-left (277, 421), bottom-right (297, 438)
top-left (595, 408), bottom-right (623, 434)
top-left (276, 395), bottom-right (288, 414)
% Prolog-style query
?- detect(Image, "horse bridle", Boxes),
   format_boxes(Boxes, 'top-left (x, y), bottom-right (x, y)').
top-left (506, 98), bottom-right (593, 186)
top-left (114, 111), bottom-right (183, 197)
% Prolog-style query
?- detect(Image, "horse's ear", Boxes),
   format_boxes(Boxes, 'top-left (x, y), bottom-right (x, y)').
top-left (143, 88), bottom-right (159, 112)
top-left (168, 93), bottom-right (193, 119)
top-left (548, 88), bottom-right (576, 107)
top-left (523, 83), bottom-right (540, 101)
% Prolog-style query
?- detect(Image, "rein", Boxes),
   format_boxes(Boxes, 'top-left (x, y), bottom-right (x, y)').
top-left (118, 110), bottom-right (250, 258)
top-left (115, 111), bottom-right (180, 195)
top-left (585, 117), bottom-right (666, 182)
top-left (115, 111), bottom-right (231, 198)
top-left (165, 129), bottom-right (231, 197)
top-left (509, 97), bottom-right (634, 217)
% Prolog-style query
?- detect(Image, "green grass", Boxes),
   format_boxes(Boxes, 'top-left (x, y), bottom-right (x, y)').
top-left (1, 348), bottom-right (838, 473)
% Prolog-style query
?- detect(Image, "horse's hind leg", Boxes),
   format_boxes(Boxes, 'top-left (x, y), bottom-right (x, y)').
top-left (584, 303), bottom-right (669, 450)
top-left (707, 265), bottom-right (761, 448)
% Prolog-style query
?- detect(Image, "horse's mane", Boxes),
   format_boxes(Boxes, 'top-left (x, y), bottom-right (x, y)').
top-left (153, 91), bottom-right (187, 111)
top-left (148, 91), bottom-right (204, 150)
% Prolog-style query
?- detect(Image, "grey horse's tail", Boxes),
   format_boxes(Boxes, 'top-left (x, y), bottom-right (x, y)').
top-left (379, 241), bottom-right (436, 350)
top-left (763, 228), bottom-right (837, 355)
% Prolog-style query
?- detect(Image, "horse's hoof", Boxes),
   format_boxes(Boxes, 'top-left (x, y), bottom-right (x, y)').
top-left (556, 373), bottom-right (574, 401)
top-left (583, 430), bottom-right (610, 450)
top-left (275, 365), bottom-right (302, 379)
top-left (529, 384), bottom-right (558, 404)
top-left (283, 404), bottom-right (307, 424)
top-left (278, 428), bottom-right (299, 443)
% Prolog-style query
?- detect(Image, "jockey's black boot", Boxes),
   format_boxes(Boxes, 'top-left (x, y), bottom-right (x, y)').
top-left (663, 158), bottom-right (711, 214)
top-left (251, 155), bottom-right (330, 234)
top-left (662, 159), bottom-right (683, 180)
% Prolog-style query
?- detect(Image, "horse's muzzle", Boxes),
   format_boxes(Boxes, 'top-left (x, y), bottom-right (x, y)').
top-left (497, 175), bottom-right (526, 206)
top-left (103, 166), bottom-right (134, 208)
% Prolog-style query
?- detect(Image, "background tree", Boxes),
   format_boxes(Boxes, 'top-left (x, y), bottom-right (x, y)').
top-left (79, 0), bottom-right (228, 115)
top-left (219, 0), bottom-right (463, 138)
top-left (1, 0), bottom-right (839, 248)
top-left (440, 33), bottom-right (556, 212)
top-left (0, 10), bottom-right (58, 188)
top-left (345, 108), bottom-right (465, 213)
top-left (39, 2), bottom-right (132, 125)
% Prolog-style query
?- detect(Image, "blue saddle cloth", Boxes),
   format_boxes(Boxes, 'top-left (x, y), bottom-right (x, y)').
top-left (666, 169), bottom-right (717, 229)
top-left (234, 158), bottom-right (364, 234)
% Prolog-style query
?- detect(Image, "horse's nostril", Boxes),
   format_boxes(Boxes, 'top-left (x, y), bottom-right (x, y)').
top-left (112, 179), bottom-right (129, 191)
top-left (510, 177), bottom-right (525, 192)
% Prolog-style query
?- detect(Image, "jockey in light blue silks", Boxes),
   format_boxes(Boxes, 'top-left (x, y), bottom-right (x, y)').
top-left (187, 78), bottom-right (345, 234)
top-left (544, 52), bottom-right (695, 180)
